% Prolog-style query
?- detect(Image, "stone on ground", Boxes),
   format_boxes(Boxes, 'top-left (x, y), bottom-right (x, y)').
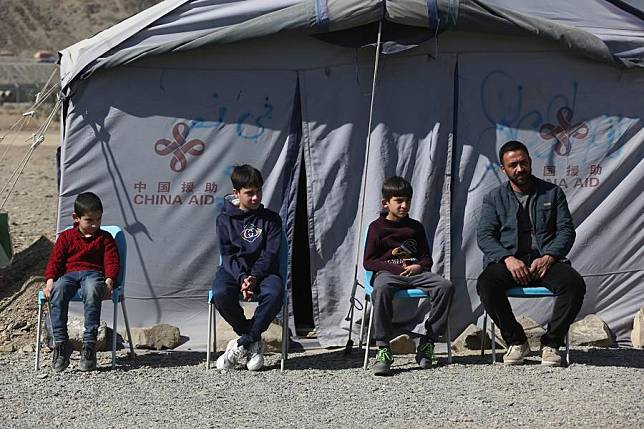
top-left (631, 307), bottom-right (644, 349)
top-left (214, 303), bottom-right (282, 352)
top-left (493, 315), bottom-right (545, 351)
top-left (44, 316), bottom-right (122, 351)
top-left (452, 323), bottom-right (499, 352)
top-left (390, 334), bottom-right (416, 354)
top-left (130, 324), bottom-right (181, 350)
top-left (569, 314), bottom-right (613, 347)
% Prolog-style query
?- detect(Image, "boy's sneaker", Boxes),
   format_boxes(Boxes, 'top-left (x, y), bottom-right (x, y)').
top-left (541, 346), bottom-right (562, 367)
top-left (373, 347), bottom-right (394, 376)
top-left (246, 340), bottom-right (265, 371)
top-left (415, 339), bottom-right (434, 369)
top-left (503, 341), bottom-right (530, 365)
top-left (51, 341), bottom-right (72, 372)
top-left (216, 339), bottom-right (247, 370)
top-left (79, 343), bottom-right (97, 372)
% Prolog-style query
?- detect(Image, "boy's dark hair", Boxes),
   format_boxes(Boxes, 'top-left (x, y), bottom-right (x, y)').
top-left (74, 192), bottom-right (103, 216)
top-left (382, 176), bottom-right (413, 200)
top-left (499, 140), bottom-right (530, 164)
top-left (231, 164), bottom-right (264, 190)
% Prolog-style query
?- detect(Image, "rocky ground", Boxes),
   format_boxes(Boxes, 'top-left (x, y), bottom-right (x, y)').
top-left (1, 346), bottom-right (643, 428)
top-left (0, 132), bottom-right (58, 354)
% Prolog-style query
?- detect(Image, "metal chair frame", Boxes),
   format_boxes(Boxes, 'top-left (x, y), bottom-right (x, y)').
top-left (481, 286), bottom-right (570, 366)
top-left (206, 234), bottom-right (289, 371)
top-left (34, 225), bottom-right (135, 370)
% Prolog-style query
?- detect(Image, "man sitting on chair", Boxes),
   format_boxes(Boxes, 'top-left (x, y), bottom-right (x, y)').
top-left (477, 140), bottom-right (586, 366)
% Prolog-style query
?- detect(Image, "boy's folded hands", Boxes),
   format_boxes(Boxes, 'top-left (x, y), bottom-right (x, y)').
top-left (400, 263), bottom-right (423, 277)
top-left (241, 275), bottom-right (257, 301)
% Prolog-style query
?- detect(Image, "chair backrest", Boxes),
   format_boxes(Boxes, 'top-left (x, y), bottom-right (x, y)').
top-left (363, 226), bottom-right (374, 295)
top-left (100, 225), bottom-right (126, 289)
top-left (61, 225), bottom-right (126, 290)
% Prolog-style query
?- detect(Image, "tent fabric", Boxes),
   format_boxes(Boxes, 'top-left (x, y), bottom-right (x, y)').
top-left (56, 4), bottom-right (644, 348)
top-left (59, 0), bottom-right (644, 90)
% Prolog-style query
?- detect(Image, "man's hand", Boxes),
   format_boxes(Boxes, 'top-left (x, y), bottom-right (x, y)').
top-left (529, 255), bottom-right (555, 280)
top-left (43, 279), bottom-right (54, 300)
top-left (400, 263), bottom-right (423, 277)
top-left (104, 278), bottom-right (114, 299)
top-left (504, 256), bottom-right (531, 285)
top-left (241, 276), bottom-right (257, 301)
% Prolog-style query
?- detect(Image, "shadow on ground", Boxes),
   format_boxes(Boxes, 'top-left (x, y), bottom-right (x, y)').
top-left (107, 345), bottom-right (644, 372)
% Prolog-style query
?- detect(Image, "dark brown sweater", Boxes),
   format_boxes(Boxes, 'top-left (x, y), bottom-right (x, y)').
top-left (363, 214), bottom-right (432, 275)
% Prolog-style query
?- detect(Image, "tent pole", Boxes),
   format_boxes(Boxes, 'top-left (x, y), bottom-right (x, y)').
top-left (344, 19), bottom-right (383, 354)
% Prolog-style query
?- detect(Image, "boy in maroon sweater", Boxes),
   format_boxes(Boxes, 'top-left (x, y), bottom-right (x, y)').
top-left (43, 192), bottom-right (119, 372)
top-left (364, 177), bottom-right (453, 376)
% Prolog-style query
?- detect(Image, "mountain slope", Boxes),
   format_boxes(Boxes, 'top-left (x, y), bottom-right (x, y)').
top-left (0, 0), bottom-right (162, 57)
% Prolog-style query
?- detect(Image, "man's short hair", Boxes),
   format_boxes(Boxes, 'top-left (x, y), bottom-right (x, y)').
top-left (382, 176), bottom-right (413, 200)
top-left (231, 164), bottom-right (264, 190)
top-left (74, 192), bottom-right (103, 216)
top-left (499, 140), bottom-right (530, 164)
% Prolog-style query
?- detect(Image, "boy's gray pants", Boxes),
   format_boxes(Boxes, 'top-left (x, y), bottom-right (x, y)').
top-left (371, 271), bottom-right (454, 347)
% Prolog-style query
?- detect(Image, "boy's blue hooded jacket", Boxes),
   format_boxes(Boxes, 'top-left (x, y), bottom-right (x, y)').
top-left (217, 195), bottom-right (282, 285)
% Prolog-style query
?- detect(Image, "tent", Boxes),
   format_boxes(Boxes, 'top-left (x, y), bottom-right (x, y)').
top-left (57, 0), bottom-right (644, 348)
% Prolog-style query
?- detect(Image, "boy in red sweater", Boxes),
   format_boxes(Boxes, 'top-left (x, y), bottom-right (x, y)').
top-left (364, 177), bottom-right (453, 376)
top-left (43, 192), bottom-right (119, 372)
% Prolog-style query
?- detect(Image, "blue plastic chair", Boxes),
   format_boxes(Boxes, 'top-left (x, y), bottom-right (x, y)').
top-left (34, 225), bottom-right (135, 370)
top-left (359, 228), bottom-right (452, 370)
top-left (481, 286), bottom-right (570, 365)
top-left (206, 233), bottom-right (289, 371)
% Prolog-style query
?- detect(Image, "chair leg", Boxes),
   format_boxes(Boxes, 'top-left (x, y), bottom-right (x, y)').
top-left (212, 308), bottom-right (217, 357)
top-left (358, 297), bottom-right (368, 350)
top-left (112, 301), bottom-right (118, 369)
top-left (446, 306), bottom-right (452, 365)
top-left (34, 300), bottom-right (43, 371)
top-left (565, 330), bottom-right (570, 367)
top-left (481, 311), bottom-right (487, 357)
top-left (206, 302), bottom-right (213, 369)
top-left (363, 304), bottom-right (375, 370)
top-left (491, 319), bottom-right (496, 364)
top-left (120, 299), bottom-right (135, 358)
top-left (280, 295), bottom-right (288, 372)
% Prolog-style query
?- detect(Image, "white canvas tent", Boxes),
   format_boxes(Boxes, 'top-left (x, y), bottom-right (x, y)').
top-left (57, 0), bottom-right (644, 348)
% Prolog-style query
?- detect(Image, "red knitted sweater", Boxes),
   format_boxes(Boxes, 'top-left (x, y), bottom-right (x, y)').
top-left (44, 228), bottom-right (120, 281)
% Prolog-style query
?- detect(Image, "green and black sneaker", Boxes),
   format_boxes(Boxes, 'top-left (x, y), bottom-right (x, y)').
top-left (373, 347), bottom-right (394, 376)
top-left (416, 340), bottom-right (434, 369)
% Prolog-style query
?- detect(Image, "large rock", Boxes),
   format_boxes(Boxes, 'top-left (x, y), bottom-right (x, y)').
top-left (569, 314), bottom-right (613, 347)
top-left (451, 324), bottom-right (499, 352)
top-left (130, 324), bottom-right (181, 350)
top-left (630, 308), bottom-right (644, 349)
top-left (214, 303), bottom-right (283, 352)
top-left (493, 315), bottom-right (546, 351)
top-left (390, 334), bottom-right (416, 354)
top-left (44, 316), bottom-right (122, 351)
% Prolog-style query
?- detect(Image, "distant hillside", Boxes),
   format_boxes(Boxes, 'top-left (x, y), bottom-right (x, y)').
top-left (1, 0), bottom-right (162, 58)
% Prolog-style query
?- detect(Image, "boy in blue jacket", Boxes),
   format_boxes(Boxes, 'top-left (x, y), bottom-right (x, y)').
top-left (212, 165), bottom-right (284, 371)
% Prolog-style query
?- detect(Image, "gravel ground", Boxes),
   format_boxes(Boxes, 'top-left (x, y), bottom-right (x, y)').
top-left (1, 347), bottom-right (642, 428)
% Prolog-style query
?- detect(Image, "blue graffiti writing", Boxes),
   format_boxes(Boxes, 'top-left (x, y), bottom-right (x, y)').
top-left (188, 94), bottom-right (274, 143)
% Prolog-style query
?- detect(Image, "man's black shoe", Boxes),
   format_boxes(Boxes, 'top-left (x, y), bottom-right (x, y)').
top-left (79, 343), bottom-right (97, 372)
top-left (51, 341), bottom-right (72, 372)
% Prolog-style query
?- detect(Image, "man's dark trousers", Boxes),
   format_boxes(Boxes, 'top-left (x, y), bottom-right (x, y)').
top-left (211, 267), bottom-right (283, 348)
top-left (477, 262), bottom-right (586, 348)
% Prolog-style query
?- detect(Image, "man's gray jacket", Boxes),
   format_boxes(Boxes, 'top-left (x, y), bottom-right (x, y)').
top-left (477, 176), bottom-right (576, 267)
